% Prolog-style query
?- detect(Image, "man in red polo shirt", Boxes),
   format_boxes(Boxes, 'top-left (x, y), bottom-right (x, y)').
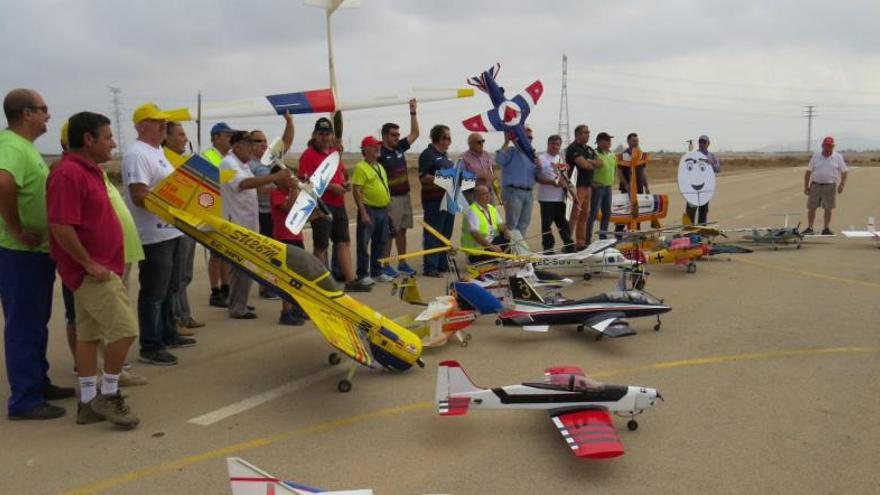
top-left (298, 117), bottom-right (370, 292)
top-left (47, 112), bottom-right (139, 429)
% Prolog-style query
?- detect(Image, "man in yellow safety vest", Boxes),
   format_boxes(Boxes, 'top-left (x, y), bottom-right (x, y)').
top-left (461, 185), bottom-right (510, 263)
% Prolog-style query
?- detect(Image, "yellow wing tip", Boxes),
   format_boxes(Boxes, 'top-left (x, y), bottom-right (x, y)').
top-left (457, 88), bottom-right (475, 98)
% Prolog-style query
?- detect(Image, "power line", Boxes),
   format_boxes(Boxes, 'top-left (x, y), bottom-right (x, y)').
top-left (108, 87), bottom-right (125, 156)
top-left (803, 105), bottom-right (817, 153)
top-left (557, 54), bottom-right (570, 146)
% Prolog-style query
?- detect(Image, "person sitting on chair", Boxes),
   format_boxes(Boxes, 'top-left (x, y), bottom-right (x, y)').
top-left (461, 185), bottom-right (511, 263)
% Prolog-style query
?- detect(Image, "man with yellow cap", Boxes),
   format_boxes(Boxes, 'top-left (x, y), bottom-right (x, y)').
top-left (122, 103), bottom-right (196, 366)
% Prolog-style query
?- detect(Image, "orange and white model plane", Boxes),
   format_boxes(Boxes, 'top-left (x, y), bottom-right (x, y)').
top-left (436, 361), bottom-right (662, 460)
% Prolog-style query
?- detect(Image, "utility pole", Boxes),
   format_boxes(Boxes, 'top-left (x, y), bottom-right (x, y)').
top-left (108, 86), bottom-right (124, 157)
top-left (803, 105), bottom-right (816, 153)
top-left (557, 54), bottom-right (570, 147)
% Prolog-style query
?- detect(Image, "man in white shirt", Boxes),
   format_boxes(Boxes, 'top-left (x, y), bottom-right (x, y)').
top-left (123, 103), bottom-right (196, 366)
top-left (535, 134), bottom-right (574, 253)
top-left (804, 136), bottom-right (848, 235)
top-left (220, 131), bottom-right (291, 319)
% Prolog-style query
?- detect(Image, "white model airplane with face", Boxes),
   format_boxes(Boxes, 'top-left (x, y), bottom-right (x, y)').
top-left (436, 361), bottom-right (662, 459)
top-left (842, 217), bottom-right (879, 248)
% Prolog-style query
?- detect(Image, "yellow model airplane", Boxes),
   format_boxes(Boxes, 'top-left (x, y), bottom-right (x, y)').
top-left (145, 151), bottom-right (423, 392)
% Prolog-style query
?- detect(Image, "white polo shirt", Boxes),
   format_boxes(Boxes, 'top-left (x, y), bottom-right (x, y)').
top-left (220, 153), bottom-right (259, 231)
top-left (808, 151), bottom-right (847, 184)
top-left (537, 152), bottom-right (566, 202)
top-left (122, 140), bottom-right (182, 245)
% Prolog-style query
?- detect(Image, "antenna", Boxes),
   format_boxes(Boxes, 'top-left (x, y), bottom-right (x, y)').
top-left (108, 86), bottom-right (124, 156)
top-left (557, 54), bottom-right (570, 147)
top-left (803, 105), bottom-right (817, 153)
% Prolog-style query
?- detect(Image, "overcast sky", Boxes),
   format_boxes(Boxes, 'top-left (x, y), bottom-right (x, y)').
top-left (2, 0), bottom-right (879, 154)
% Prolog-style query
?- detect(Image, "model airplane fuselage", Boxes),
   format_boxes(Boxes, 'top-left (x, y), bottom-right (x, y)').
top-left (436, 361), bottom-right (661, 459)
top-left (146, 151), bottom-right (422, 392)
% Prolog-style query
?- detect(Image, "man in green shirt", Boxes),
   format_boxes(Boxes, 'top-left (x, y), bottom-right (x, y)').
top-left (0, 88), bottom-right (74, 420)
top-left (352, 136), bottom-right (392, 284)
top-left (586, 132), bottom-right (617, 242)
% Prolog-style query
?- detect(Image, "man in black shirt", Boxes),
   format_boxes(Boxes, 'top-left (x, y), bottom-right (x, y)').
top-left (377, 99), bottom-right (420, 277)
top-left (565, 125), bottom-right (601, 249)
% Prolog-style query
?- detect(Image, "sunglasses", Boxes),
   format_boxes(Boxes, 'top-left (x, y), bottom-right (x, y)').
top-left (470, 140), bottom-right (485, 145)
top-left (250, 139), bottom-right (267, 144)
top-left (441, 136), bottom-right (452, 141)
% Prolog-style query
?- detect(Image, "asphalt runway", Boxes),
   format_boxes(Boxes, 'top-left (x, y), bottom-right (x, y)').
top-left (2, 166), bottom-right (879, 494)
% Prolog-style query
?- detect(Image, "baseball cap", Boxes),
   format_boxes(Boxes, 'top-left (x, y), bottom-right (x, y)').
top-left (314, 117), bottom-right (333, 133)
top-left (210, 122), bottom-right (234, 137)
top-left (822, 136), bottom-right (835, 146)
top-left (596, 132), bottom-right (613, 142)
top-left (132, 103), bottom-right (170, 124)
top-left (60, 120), bottom-right (69, 149)
top-left (361, 136), bottom-right (381, 148)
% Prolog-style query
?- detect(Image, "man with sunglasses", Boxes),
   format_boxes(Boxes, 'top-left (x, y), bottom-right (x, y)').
top-left (377, 99), bottom-right (419, 278)
top-left (461, 133), bottom-right (497, 204)
top-left (247, 113), bottom-right (294, 298)
top-left (418, 124), bottom-right (455, 277)
top-left (1, 89), bottom-right (74, 420)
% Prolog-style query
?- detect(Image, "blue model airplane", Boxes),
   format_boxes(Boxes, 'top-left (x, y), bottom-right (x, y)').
top-left (434, 159), bottom-right (476, 214)
top-left (462, 63), bottom-right (543, 160)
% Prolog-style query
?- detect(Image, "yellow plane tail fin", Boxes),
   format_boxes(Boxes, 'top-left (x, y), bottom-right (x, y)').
top-left (148, 150), bottom-right (233, 220)
top-left (681, 212), bottom-right (693, 226)
top-left (393, 275), bottom-right (427, 305)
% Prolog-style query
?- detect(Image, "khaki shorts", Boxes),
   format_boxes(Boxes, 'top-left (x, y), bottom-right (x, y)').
top-left (388, 195), bottom-right (413, 232)
top-left (807, 183), bottom-right (836, 210)
top-left (74, 273), bottom-right (138, 343)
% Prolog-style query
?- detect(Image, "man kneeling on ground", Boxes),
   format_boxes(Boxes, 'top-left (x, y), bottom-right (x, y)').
top-left (47, 112), bottom-right (139, 429)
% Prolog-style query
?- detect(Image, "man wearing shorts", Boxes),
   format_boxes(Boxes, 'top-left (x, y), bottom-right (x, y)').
top-left (804, 136), bottom-right (847, 235)
top-left (298, 118), bottom-right (370, 292)
top-left (378, 99), bottom-right (419, 277)
top-left (47, 112), bottom-right (139, 429)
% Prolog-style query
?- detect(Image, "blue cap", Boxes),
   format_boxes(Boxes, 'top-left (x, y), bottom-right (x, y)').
top-left (211, 122), bottom-right (234, 136)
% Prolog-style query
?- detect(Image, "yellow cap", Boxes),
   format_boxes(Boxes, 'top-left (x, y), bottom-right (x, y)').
top-left (60, 120), bottom-right (69, 149)
top-left (132, 103), bottom-right (170, 124)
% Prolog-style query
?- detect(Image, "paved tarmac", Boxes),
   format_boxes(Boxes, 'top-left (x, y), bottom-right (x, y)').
top-left (2, 166), bottom-right (879, 494)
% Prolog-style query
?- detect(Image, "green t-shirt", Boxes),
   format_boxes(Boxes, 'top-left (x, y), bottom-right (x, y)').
top-left (103, 172), bottom-right (145, 264)
top-left (351, 160), bottom-right (391, 208)
top-left (0, 129), bottom-right (50, 252)
top-left (594, 150), bottom-right (617, 187)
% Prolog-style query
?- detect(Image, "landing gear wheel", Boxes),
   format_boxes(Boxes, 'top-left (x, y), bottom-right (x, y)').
top-left (576, 325), bottom-right (584, 333)
top-left (460, 339), bottom-right (469, 348)
top-left (654, 323), bottom-right (661, 331)
top-left (416, 359), bottom-right (425, 369)
top-left (686, 262), bottom-right (697, 274)
top-left (464, 333), bottom-right (473, 341)
top-left (328, 353), bottom-right (342, 366)
top-left (337, 379), bottom-right (352, 393)
top-left (796, 243), bottom-right (802, 250)
top-left (583, 273), bottom-right (592, 281)
top-left (627, 419), bottom-right (639, 431)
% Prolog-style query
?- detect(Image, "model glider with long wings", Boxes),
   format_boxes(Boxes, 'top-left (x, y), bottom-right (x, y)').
top-left (436, 361), bottom-right (662, 459)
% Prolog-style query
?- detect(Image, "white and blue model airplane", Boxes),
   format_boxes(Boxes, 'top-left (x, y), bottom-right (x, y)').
top-left (434, 159), bottom-right (476, 214)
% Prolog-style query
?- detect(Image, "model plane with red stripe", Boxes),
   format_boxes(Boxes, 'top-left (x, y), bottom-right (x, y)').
top-left (436, 361), bottom-right (662, 459)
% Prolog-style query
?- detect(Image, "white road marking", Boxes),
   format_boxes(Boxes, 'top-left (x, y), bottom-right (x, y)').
top-left (187, 367), bottom-right (340, 426)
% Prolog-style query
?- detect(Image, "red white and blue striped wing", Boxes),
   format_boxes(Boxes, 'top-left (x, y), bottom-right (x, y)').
top-left (551, 408), bottom-right (624, 459)
top-left (508, 80), bottom-right (543, 123)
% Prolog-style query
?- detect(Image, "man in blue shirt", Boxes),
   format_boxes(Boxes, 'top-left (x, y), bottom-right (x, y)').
top-left (418, 125), bottom-right (454, 277)
top-left (496, 127), bottom-right (540, 236)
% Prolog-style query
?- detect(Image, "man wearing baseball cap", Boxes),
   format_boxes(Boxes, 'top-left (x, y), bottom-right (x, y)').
top-left (202, 122), bottom-right (234, 307)
top-left (352, 136), bottom-right (392, 285)
top-left (586, 132), bottom-right (617, 241)
top-left (298, 117), bottom-right (370, 292)
top-left (685, 135), bottom-right (721, 225)
top-left (804, 136), bottom-right (847, 235)
top-left (122, 103), bottom-right (196, 367)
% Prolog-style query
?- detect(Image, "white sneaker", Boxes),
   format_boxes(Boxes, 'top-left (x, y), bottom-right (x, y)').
top-left (360, 276), bottom-right (375, 286)
top-left (376, 273), bottom-right (394, 283)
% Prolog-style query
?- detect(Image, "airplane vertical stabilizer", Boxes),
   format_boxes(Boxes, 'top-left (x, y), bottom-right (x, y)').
top-left (147, 150), bottom-right (232, 222)
top-left (436, 360), bottom-right (480, 415)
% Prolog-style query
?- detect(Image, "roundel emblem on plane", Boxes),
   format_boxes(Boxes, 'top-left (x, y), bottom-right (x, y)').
top-left (198, 192), bottom-right (215, 208)
top-left (497, 100), bottom-right (522, 126)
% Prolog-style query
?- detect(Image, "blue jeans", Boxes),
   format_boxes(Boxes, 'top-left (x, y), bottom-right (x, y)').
top-left (138, 237), bottom-right (182, 352)
top-left (501, 187), bottom-right (534, 235)
top-left (422, 199), bottom-right (454, 273)
top-left (587, 185), bottom-right (612, 241)
top-left (0, 247), bottom-right (55, 415)
top-left (356, 206), bottom-right (389, 279)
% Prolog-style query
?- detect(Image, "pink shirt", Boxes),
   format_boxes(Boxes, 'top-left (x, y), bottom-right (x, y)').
top-left (47, 153), bottom-right (124, 291)
top-left (461, 149), bottom-right (494, 184)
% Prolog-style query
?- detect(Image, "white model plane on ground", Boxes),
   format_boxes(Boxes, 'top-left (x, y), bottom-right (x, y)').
top-left (228, 457), bottom-right (373, 494)
top-left (842, 217), bottom-right (879, 248)
top-left (508, 234), bottom-right (638, 281)
top-left (436, 361), bottom-right (662, 459)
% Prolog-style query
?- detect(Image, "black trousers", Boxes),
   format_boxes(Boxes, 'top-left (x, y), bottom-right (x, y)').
top-left (539, 201), bottom-right (573, 251)
top-left (685, 203), bottom-right (709, 225)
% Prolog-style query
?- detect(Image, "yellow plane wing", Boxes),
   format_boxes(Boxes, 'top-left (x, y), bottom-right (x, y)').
top-left (294, 295), bottom-right (374, 368)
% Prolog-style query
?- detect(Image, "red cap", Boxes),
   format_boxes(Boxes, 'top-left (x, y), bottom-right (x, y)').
top-left (361, 136), bottom-right (381, 148)
top-left (822, 136), bottom-right (834, 146)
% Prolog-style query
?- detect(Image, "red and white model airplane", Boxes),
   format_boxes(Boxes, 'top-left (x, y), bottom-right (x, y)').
top-left (436, 361), bottom-right (662, 460)
top-left (228, 457), bottom-right (373, 494)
